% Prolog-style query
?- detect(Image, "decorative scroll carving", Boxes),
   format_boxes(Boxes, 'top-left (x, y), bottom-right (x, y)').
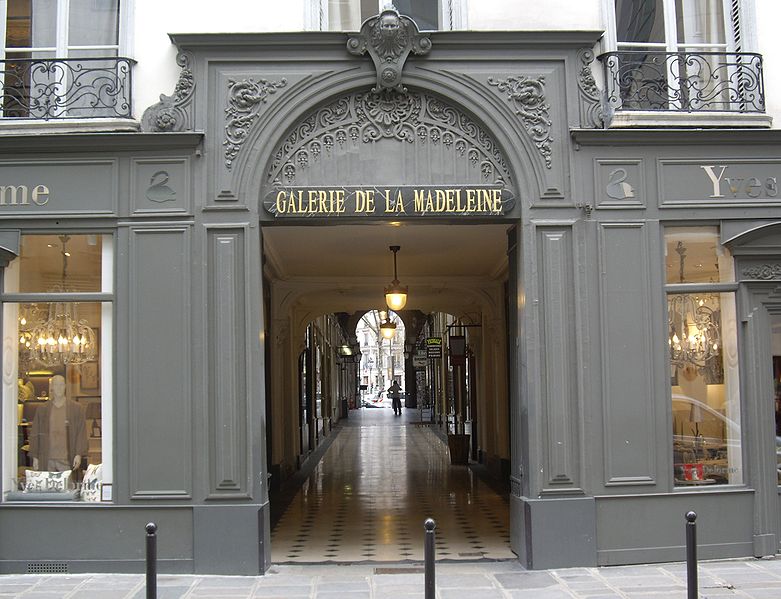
top-left (224, 77), bottom-right (287, 169)
top-left (141, 51), bottom-right (195, 132)
top-left (346, 5), bottom-right (432, 93)
top-left (577, 48), bottom-right (604, 129)
top-left (488, 75), bottom-right (553, 169)
top-left (742, 264), bottom-right (781, 280)
top-left (267, 88), bottom-right (512, 188)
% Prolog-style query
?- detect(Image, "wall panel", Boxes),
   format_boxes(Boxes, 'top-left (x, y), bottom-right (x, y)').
top-left (537, 226), bottom-right (581, 491)
top-left (598, 223), bottom-right (656, 485)
top-left (129, 228), bottom-right (192, 498)
top-left (207, 228), bottom-right (249, 497)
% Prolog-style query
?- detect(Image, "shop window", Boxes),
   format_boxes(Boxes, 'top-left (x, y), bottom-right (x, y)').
top-left (1, 0), bottom-right (130, 119)
top-left (666, 226), bottom-right (742, 486)
top-left (315, 0), bottom-right (463, 31)
top-left (2, 234), bottom-right (112, 503)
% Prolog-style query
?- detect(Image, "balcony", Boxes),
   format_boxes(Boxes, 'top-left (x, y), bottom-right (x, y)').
top-left (598, 51), bottom-right (769, 127)
top-left (0, 56), bottom-right (134, 122)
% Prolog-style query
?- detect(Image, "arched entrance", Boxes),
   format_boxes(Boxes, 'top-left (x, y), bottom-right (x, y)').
top-left (247, 76), bottom-right (529, 561)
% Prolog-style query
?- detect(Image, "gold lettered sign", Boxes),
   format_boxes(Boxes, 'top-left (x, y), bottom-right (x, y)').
top-left (263, 185), bottom-right (515, 218)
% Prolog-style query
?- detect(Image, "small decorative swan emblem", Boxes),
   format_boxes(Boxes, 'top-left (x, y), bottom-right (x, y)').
top-left (145, 171), bottom-right (176, 203)
top-left (606, 168), bottom-right (635, 200)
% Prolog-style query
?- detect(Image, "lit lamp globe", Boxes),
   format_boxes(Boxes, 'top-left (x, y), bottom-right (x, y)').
top-left (384, 284), bottom-right (408, 311)
top-left (380, 318), bottom-right (396, 340)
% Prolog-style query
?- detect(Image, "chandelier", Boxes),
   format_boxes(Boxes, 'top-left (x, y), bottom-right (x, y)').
top-left (668, 241), bottom-right (721, 369)
top-left (29, 235), bottom-right (97, 366)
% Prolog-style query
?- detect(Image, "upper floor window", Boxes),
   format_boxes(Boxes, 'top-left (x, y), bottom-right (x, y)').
top-left (311, 0), bottom-right (464, 31)
top-left (0, 0), bottom-right (131, 120)
top-left (601, 0), bottom-right (765, 115)
top-left (5, 0), bottom-right (120, 58)
top-left (615, 0), bottom-right (731, 52)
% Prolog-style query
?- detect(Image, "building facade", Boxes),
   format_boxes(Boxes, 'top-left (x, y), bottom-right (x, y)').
top-left (1, 0), bottom-right (781, 575)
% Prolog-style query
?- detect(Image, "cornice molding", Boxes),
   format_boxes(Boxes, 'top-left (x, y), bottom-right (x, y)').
top-left (0, 132), bottom-right (203, 154)
top-left (571, 128), bottom-right (781, 147)
top-left (169, 30), bottom-right (603, 52)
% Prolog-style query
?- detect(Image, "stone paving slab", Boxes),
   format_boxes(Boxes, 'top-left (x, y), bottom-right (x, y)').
top-left (2, 558), bottom-right (781, 598)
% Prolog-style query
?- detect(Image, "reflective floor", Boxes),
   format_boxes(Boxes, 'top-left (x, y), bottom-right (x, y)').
top-left (270, 407), bottom-right (513, 563)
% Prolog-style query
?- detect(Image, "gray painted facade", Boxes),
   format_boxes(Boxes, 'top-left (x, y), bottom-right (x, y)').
top-left (1, 26), bottom-right (781, 575)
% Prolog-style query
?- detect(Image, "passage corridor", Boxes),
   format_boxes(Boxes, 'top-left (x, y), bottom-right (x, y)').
top-left (271, 408), bottom-right (513, 563)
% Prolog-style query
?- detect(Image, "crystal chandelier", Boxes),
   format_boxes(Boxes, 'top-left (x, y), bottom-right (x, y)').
top-left (29, 235), bottom-right (97, 366)
top-left (668, 241), bottom-right (721, 369)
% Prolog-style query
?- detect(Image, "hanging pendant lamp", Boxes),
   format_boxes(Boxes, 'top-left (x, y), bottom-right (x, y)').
top-left (384, 245), bottom-right (408, 311)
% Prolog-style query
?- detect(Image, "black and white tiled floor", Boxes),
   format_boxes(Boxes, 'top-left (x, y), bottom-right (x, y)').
top-left (271, 407), bottom-right (513, 563)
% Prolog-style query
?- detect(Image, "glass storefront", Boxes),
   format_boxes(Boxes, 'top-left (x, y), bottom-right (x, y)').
top-left (666, 226), bottom-right (742, 486)
top-left (2, 234), bottom-right (112, 502)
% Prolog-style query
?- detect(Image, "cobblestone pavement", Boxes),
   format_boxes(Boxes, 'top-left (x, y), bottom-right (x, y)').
top-left (2, 558), bottom-right (781, 598)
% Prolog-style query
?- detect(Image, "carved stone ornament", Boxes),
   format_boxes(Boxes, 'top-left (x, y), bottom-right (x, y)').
top-left (487, 75), bottom-right (553, 169)
top-left (141, 51), bottom-right (196, 132)
top-left (346, 4), bottom-right (432, 93)
top-left (742, 264), bottom-right (781, 280)
top-left (577, 48), bottom-right (604, 129)
top-left (267, 88), bottom-right (512, 188)
top-left (224, 77), bottom-right (288, 169)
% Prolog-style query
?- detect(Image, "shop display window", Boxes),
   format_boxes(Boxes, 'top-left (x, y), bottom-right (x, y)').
top-left (2, 234), bottom-right (112, 502)
top-left (666, 227), bottom-right (742, 486)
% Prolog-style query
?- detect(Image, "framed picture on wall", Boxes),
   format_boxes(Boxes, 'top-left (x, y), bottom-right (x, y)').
top-left (80, 362), bottom-right (99, 393)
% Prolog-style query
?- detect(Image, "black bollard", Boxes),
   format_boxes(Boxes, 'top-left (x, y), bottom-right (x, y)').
top-left (146, 522), bottom-right (158, 599)
top-left (685, 511), bottom-right (697, 599)
top-left (424, 518), bottom-right (436, 599)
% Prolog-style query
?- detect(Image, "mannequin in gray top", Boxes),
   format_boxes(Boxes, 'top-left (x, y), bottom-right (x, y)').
top-left (29, 375), bottom-right (87, 472)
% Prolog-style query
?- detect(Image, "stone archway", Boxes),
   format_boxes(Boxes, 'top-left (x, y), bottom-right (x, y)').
top-left (263, 87), bottom-right (515, 193)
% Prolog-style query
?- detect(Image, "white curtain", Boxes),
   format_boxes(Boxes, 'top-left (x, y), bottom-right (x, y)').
top-left (328, 0), bottom-right (361, 31)
top-left (676, 0), bottom-right (726, 48)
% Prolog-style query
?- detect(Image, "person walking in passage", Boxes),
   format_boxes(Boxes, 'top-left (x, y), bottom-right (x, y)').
top-left (388, 380), bottom-right (402, 416)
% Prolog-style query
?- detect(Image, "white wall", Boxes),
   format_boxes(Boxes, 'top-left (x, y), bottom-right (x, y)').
top-left (755, 0), bottom-right (781, 126)
top-left (133, 0), bottom-right (305, 118)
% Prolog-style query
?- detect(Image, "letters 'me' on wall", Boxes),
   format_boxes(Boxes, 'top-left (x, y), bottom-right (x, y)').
top-left (0, 184), bottom-right (50, 206)
top-left (660, 161), bottom-right (781, 205)
top-left (263, 186), bottom-right (516, 218)
top-left (0, 161), bottom-right (117, 214)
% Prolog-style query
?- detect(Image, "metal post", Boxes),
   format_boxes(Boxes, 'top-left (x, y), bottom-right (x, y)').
top-left (685, 511), bottom-right (697, 599)
top-left (424, 518), bottom-right (436, 599)
top-left (146, 522), bottom-right (157, 599)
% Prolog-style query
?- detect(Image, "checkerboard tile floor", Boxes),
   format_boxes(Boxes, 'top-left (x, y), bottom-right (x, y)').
top-left (271, 408), bottom-right (513, 563)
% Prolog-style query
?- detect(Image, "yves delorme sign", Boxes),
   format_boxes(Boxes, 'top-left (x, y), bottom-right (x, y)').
top-left (264, 185), bottom-right (515, 218)
top-left (660, 160), bottom-right (781, 204)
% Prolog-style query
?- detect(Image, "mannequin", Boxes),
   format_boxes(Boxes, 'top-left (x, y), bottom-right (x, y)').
top-left (29, 375), bottom-right (87, 472)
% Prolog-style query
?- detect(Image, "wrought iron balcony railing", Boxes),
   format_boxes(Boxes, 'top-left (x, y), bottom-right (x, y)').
top-left (0, 56), bottom-right (134, 120)
top-left (598, 51), bottom-right (765, 114)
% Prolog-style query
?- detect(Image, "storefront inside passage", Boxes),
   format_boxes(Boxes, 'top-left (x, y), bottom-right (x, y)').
top-left (2, 233), bottom-right (113, 503)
